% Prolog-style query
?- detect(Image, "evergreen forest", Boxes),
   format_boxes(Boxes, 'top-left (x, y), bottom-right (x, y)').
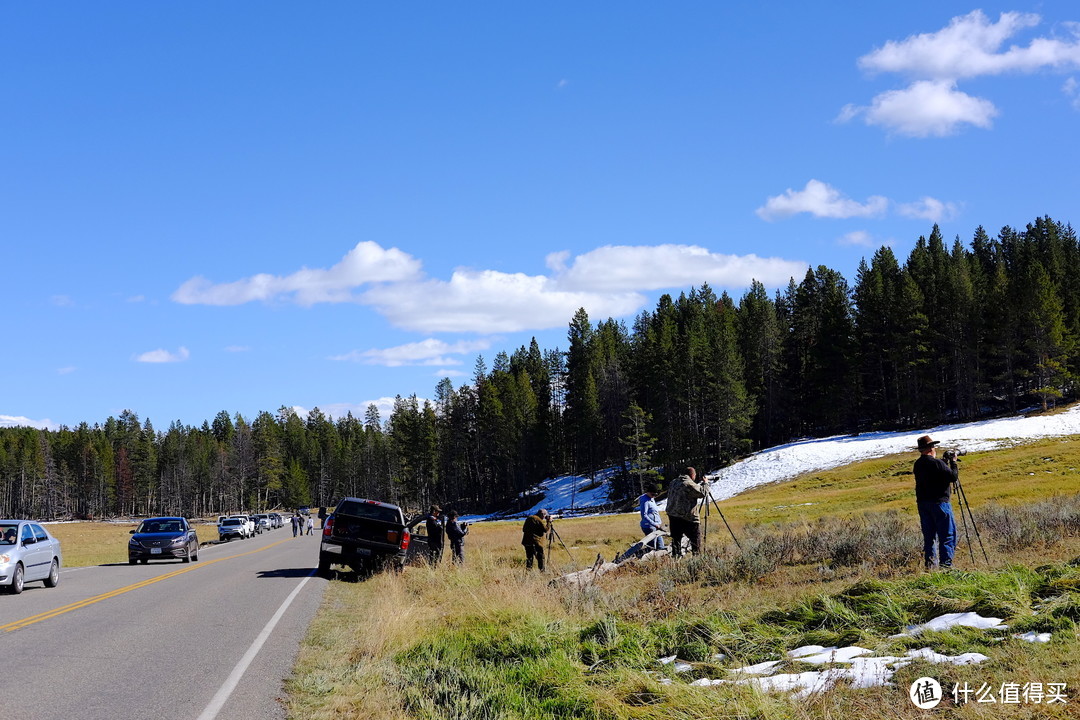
top-left (3, 218), bottom-right (1078, 520)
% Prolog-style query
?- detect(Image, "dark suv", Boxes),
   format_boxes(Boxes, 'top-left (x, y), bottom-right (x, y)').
top-left (318, 498), bottom-right (410, 575)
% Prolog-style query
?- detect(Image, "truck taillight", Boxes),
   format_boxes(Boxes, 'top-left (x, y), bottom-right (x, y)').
top-left (401, 529), bottom-right (410, 549)
top-left (322, 517), bottom-right (334, 537)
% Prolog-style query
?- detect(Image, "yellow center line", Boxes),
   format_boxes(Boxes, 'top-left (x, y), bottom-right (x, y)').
top-left (2, 538), bottom-right (295, 633)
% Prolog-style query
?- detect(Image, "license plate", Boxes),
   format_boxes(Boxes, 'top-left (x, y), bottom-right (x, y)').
top-left (150, 548), bottom-right (162, 554)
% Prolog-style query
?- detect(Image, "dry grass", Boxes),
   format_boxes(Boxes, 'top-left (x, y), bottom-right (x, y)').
top-left (285, 437), bottom-right (1080, 719)
top-left (46, 520), bottom-right (221, 567)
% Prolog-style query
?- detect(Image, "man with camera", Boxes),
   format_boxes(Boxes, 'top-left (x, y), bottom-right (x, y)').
top-left (521, 508), bottom-right (549, 571)
top-left (665, 467), bottom-right (707, 558)
top-left (913, 435), bottom-right (959, 570)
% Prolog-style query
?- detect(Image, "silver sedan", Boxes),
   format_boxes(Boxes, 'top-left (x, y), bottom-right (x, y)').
top-left (0, 519), bottom-right (63, 594)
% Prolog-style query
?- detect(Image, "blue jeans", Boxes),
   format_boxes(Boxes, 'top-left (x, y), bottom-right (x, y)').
top-left (640, 521), bottom-right (666, 550)
top-left (917, 500), bottom-right (957, 568)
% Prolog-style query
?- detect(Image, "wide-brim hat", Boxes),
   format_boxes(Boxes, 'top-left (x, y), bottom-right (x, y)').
top-left (917, 435), bottom-right (940, 451)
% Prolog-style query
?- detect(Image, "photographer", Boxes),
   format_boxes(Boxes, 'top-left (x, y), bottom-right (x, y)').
top-left (913, 435), bottom-right (959, 570)
top-left (665, 467), bottom-right (707, 558)
top-left (445, 510), bottom-right (468, 565)
top-left (521, 508), bottom-right (549, 571)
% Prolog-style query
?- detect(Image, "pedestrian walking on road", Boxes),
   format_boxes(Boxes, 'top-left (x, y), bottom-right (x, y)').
top-left (291, 513), bottom-right (299, 537)
top-left (306, 515), bottom-right (314, 535)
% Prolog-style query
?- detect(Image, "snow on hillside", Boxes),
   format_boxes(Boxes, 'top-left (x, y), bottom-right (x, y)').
top-left (701, 403), bottom-right (1080, 504)
top-left (496, 404), bottom-right (1080, 520)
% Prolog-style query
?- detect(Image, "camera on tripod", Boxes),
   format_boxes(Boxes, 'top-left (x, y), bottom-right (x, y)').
top-left (942, 448), bottom-right (966, 462)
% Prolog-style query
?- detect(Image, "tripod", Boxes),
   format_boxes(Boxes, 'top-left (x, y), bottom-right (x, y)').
top-left (545, 519), bottom-right (577, 567)
top-left (699, 482), bottom-right (742, 551)
top-left (953, 470), bottom-right (989, 565)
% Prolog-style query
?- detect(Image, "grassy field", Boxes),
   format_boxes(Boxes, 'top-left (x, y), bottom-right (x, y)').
top-left (284, 437), bottom-right (1080, 719)
top-left (47, 521), bottom-right (231, 567)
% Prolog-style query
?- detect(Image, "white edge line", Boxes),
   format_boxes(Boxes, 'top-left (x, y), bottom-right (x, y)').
top-left (197, 570), bottom-right (316, 720)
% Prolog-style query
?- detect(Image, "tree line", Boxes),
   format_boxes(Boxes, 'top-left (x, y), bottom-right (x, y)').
top-left (3, 217), bottom-right (1077, 520)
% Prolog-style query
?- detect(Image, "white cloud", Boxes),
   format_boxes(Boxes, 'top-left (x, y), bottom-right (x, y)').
top-left (0, 414), bottom-right (58, 430)
top-left (331, 338), bottom-right (492, 367)
top-left (1065, 77), bottom-right (1080, 109)
top-left (838, 231), bottom-right (876, 248)
top-left (176, 240), bottom-right (806, 334)
top-left (857, 11), bottom-right (1075, 79)
top-left (844, 11), bottom-right (1080, 137)
top-left (135, 346), bottom-right (190, 363)
top-left (897, 196), bottom-right (961, 222)
top-left (553, 245), bottom-right (807, 291)
top-left (757, 179), bottom-right (888, 221)
top-left (362, 270), bottom-right (646, 333)
top-left (845, 80), bottom-right (998, 137)
top-left (434, 369), bottom-right (467, 378)
top-left (295, 397), bottom-right (420, 423)
top-left (172, 241), bottom-right (422, 306)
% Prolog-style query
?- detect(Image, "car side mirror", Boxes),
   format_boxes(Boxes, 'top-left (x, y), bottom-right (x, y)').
top-left (22, 537), bottom-right (36, 545)
top-left (130, 529), bottom-right (136, 534)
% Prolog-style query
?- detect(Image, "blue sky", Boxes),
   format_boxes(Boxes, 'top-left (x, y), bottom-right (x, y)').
top-left (4, 3), bottom-right (1080, 430)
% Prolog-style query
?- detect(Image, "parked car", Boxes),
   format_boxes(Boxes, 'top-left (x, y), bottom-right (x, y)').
top-left (0, 520), bottom-right (63, 594)
top-left (218, 516), bottom-right (248, 541)
top-left (253, 514), bottom-right (273, 532)
top-left (268, 512), bottom-right (283, 528)
top-left (319, 497), bottom-right (410, 576)
top-left (128, 517), bottom-right (200, 564)
top-left (230, 514), bottom-right (258, 536)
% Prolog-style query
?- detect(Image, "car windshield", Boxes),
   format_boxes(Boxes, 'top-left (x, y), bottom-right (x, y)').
top-left (0, 524), bottom-right (18, 545)
top-left (221, 518), bottom-right (243, 526)
top-left (138, 520), bottom-right (182, 534)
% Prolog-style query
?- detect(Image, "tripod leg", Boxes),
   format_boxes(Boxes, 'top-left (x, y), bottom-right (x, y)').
top-left (956, 491), bottom-right (976, 565)
top-left (957, 480), bottom-right (989, 564)
top-left (710, 494), bottom-right (742, 550)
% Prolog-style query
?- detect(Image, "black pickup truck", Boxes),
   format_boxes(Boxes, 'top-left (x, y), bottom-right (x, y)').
top-left (318, 497), bottom-right (410, 575)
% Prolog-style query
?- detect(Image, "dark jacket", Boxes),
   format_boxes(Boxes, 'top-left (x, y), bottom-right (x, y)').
top-left (913, 454), bottom-right (958, 503)
top-left (446, 520), bottom-right (467, 544)
top-left (425, 513), bottom-right (445, 548)
top-left (521, 514), bottom-right (548, 547)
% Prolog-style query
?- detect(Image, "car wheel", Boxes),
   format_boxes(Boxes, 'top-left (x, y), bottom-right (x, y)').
top-left (129, 558), bottom-right (137, 565)
top-left (44, 558), bottom-right (60, 587)
top-left (10, 563), bottom-right (24, 594)
top-left (183, 551), bottom-right (191, 563)
top-left (192, 544), bottom-right (199, 562)
top-left (317, 555), bottom-right (332, 577)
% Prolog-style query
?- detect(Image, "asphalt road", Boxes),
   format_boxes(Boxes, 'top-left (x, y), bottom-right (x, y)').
top-left (0, 527), bottom-right (327, 720)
